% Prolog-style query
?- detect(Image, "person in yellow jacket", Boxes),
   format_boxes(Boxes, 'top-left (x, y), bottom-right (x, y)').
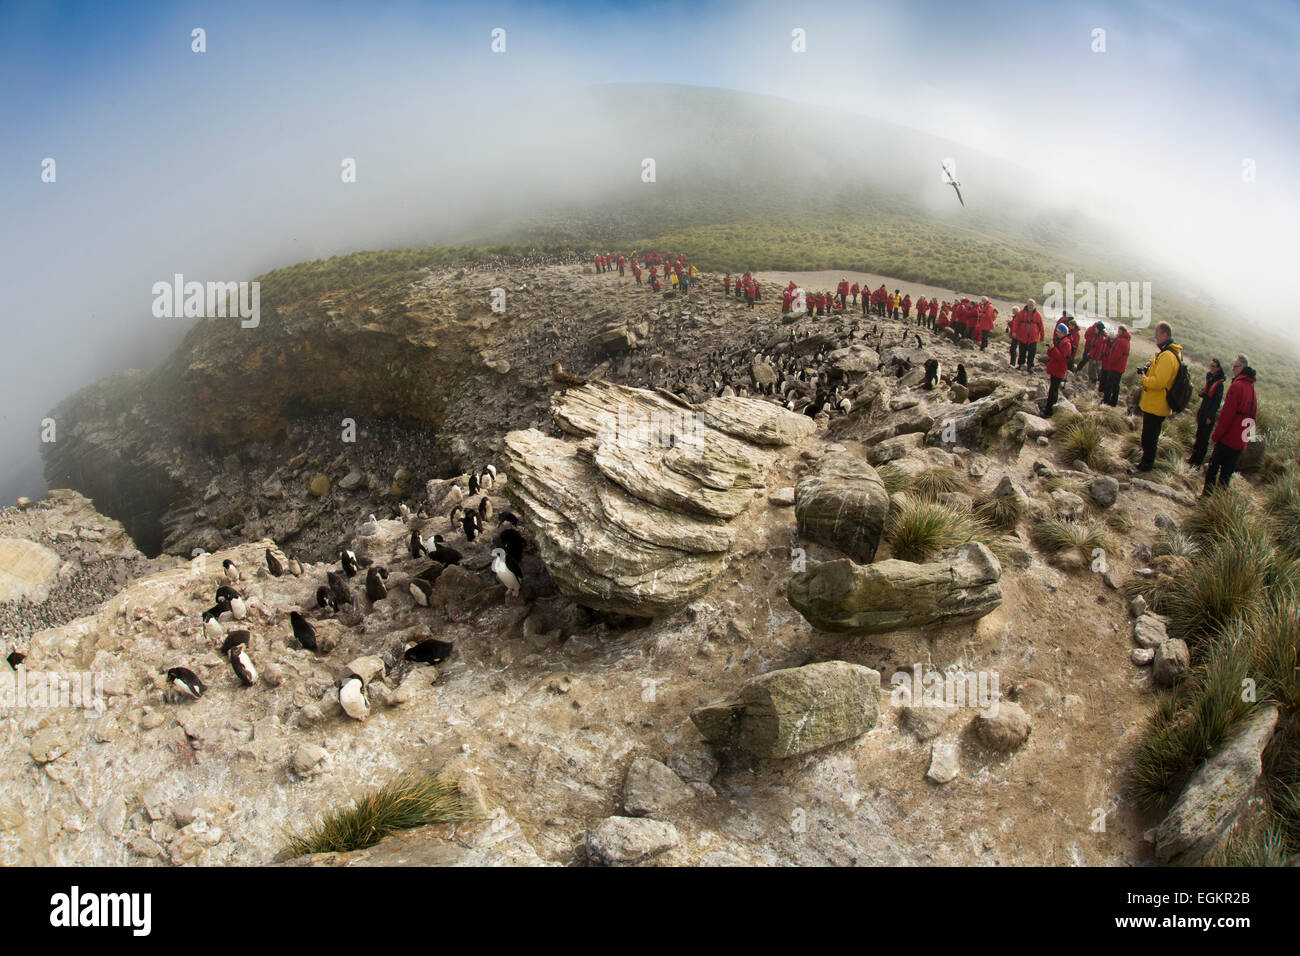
top-left (688, 264), bottom-right (697, 280)
top-left (1133, 321), bottom-right (1183, 472)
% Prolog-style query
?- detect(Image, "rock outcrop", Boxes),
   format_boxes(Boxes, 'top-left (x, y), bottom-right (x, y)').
top-left (794, 455), bottom-right (890, 563)
top-left (690, 661), bottom-right (881, 758)
top-left (503, 380), bottom-right (806, 616)
top-left (787, 542), bottom-right (1003, 633)
top-left (1155, 705), bottom-right (1279, 865)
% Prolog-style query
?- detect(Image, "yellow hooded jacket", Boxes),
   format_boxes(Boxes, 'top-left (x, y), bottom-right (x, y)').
top-left (1139, 342), bottom-right (1183, 417)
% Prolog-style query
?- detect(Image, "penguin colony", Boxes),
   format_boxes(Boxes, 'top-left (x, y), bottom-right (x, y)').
top-left (160, 463), bottom-right (529, 722)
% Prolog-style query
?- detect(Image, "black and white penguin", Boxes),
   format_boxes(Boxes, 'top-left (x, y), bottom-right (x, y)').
top-left (923, 358), bottom-right (942, 390)
top-left (213, 585), bottom-right (247, 620)
top-left (6, 650), bottom-right (25, 670)
top-left (956, 363), bottom-right (968, 387)
top-left (166, 666), bottom-right (206, 701)
top-left (403, 639), bottom-right (454, 665)
top-left (408, 528), bottom-right (426, 560)
top-left (468, 473), bottom-right (480, 496)
top-left (497, 510), bottom-right (520, 527)
top-left (229, 645), bottom-right (257, 687)
top-left (315, 586), bottom-right (338, 613)
top-left (220, 629), bottom-right (251, 654)
top-left (339, 676), bottom-right (368, 721)
top-left (449, 504), bottom-right (465, 533)
top-left (491, 547), bottom-right (522, 597)
top-left (360, 513), bottom-right (379, 536)
top-left (340, 550), bottom-right (359, 578)
top-left (222, 559), bottom-right (240, 583)
top-left (424, 534), bottom-right (462, 565)
top-left (327, 571), bottom-right (354, 608)
top-left (484, 464), bottom-right (498, 485)
top-left (478, 496), bottom-right (492, 522)
top-left (202, 611), bottom-right (224, 643)
top-left (365, 566), bottom-right (388, 602)
top-left (461, 510), bottom-right (482, 543)
top-left (265, 548), bottom-right (284, 577)
top-left (290, 611), bottom-right (317, 651)
top-left (409, 577), bottom-right (434, 606)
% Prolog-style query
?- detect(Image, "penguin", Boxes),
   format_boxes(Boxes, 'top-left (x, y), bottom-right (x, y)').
top-left (449, 504), bottom-right (465, 532)
top-left (265, 548), bottom-right (284, 577)
top-left (365, 566), bottom-right (388, 602)
top-left (496, 527), bottom-right (526, 565)
top-left (339, 676), bottom-right (369, 721)
top-left (468, 473), bottom-right (480, 496)
top-left (327, 571), bottom-right (354, 608)
top-left (288, 558), bottom-right (303, 577)
top-left (229, 645), bottom-right (257, 687)
top-left (478, 496), bottom-right (492, 522)
top-left (484, 464), bottom-right (498, 484)
top-left (340, 550), bottom-right (359, 578)
top-left (215, 584), bottom-right (240, 605)
top-left (6, 650), bottom-right (25, 670)
top-left (360, 514), bottom-right (379, 536)
top-left (491, 547), bottom-right (522, 597)
top-left (315, 586), bottom-right (338, 612)
top-left (290, 611), bottom-right (317, 651)
top-left (397, 503), bottom-right (412, 522)
top-left (166, 666), bottom-right (206, 701)
top-left (497, 510), bottom-right (520, 527)
top-left (409, 577), bottom-right (434, 606)
top-left (461, 510), bottom-right (482, 543)
top-left (444, 484), bottom-right (464, 511)
top-left (956, 363), bottom-right (968, 387)
top-left (403, 639), bottom-right (454, 665)
top-left (202, 611), bottom-right (224, 644)
top-left (923, 358), bottom-right (941, 391)
top-left (409, 528), bottom-right (427, 560)
top-left (214, 585), bottom-right (247, 621)
top-left (222, 559), bottom-right (240, 583)
top-left (479, 467), bottom-right (495, 490)
top-left (220, 629), bottom-right (251, 653)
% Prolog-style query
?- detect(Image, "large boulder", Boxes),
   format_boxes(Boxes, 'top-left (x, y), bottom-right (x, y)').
top-left (1155, 705), bottom-right (1279, 865)
top-left (925, 386), bottom-right (1021, 448)
top-left (794, 455), bottom-right (890, 563)
top-left (788, 542), bottom-right (1003, 633)
top-left (586, 817), bottom-right (679, 865)
top-left (503, 381), bottom-right (805, 617)
top-left (698, 396), bottom-right (815, 446)
top-left (691, 661), bottom-right (880, 758)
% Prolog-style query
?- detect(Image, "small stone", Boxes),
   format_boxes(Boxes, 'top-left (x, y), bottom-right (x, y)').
top-left (127, 835), bottom-right (163, 859)
top-left (901, 702), bottom-right (955, 741)
top-left (1129, 595), bottom-right (1149, 617)
top-left (585, 816), bottom-right (680, 865)
top-left (666, 748), bottom-right (720, 784)
top-left (1131, 647), bottom-right (1155, 666)
top-left (346, 655), bottom-right (386, 685)
top-left (1090, 476), bottom-right (1119, 508)
top-left (1134, 613), bottom-right (1169, 649)
top-left (623, 756), bottom-right (693, 818)
top-left (973, 701), bottom-right (1031, 752)
top-left (767, 487), bottom-right (796, 506)
top-left (1154, 639), bottom-right (1190, 687)
top-left (338, 468), bottom-right (365, 491)
top-left (29, 727), bottom-right (70, 764)
top-left (926, 738), bottom-right (960, 784)
top-left (291, 743), bottom-right (331, 777)
top-left (309, 475), bottom-right (331, 497)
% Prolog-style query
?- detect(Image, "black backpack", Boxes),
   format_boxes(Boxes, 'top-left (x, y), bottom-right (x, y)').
top-left (1165, 346), bottom-right (1194, 414)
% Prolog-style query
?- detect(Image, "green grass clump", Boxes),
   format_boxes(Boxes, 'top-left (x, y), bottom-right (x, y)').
top-left (974, 490), bottom-right (1025, 531)
top-left (1152, 449), bottom-right (1198, 490)
top-left (875, 463), bottom-right (911, 496)
top-left (1030, 516), bottom-right (1109, 556)
top-left (1182, 485), bottom-right (1265, 545)
top-left (910, 465), bottom-right (968, 501)
top-left (1153, 528), bottom-right (1201, 560)
top-left (1162, 532), bottom-right (1277, 645)
top-left (1056, 415), bottom-right (1110, 469)
top-left (884, 497), bottom-right (991, 563)
top-left (284, 773), bottom-right (477, 857)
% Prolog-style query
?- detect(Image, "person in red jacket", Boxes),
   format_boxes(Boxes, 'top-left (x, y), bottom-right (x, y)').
top-left (927, 297), bottom-right (938, 330)
top-left (1011, 300), bottom-right (1046, 372)
top-left (1007, 309), bottom-right (1019, 364)
top-left (935, 301), bottom-right (950, 330)
top-left (915, 296), bottom-right (928, 327)
top-left (1064, 317), bottom-right (1081, 372)
top-left (723, 274), bottom-right (731, 296)
top-left (633, 263), bottom-right (642, 285)
top-left (836, 278), bottom-right (849, 308)
top-left (977, 298), bottom-right (995, 350)
top-left (851, 282), bottom-right (861, 306)
top-left (745, 280), bottom-right (756, 310)
top-left (781, 287), bottom-right (793, 313)
top-left (900, 294), bottom-right (911, 322)
top-left (1085, 322), bottom-right (1108, 381)
top-left (876, 285), bottom-right (888, 317)
top-left (1099, 325), bottom-right (1131, 406)
top-left (1042, 322), bottom-right (1073, 416)
top-left (1203, 357), bottom-right (1258, 492)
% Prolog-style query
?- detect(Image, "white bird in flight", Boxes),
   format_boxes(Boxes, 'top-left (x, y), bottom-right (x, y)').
top-left (941, 161), bottom-right (965, 207)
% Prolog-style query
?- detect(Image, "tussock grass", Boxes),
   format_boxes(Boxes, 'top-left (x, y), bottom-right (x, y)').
top-left (1182, 485), bottom-right (1265, 545)
top-left (1132, 637), bottom-right (1255, 807)
top-left (1030, 516), bottom-right (1109, 555)
top-left (1162, 532), bottom-right (1278, 645)
top-left (1153, 528), bottom-right (1201, 560)
top-left (1152, 450), bottom-right (1199, 490)
top-left (973, 490), bottom-right (1025, 531)
top-left (875, 463), bottom-right (911, 496)
top-left (1265, 478), bottom-right (1300, 560)
top-left (1056, 415), bottom-right (1110, 469)
top-left (910, 465), bottom-right (968, 502)
top-left (884, 497), bottom-right (993, 563)
top-left (1041, 474), bottom-right (1091, 498)
top-left (284, 773), bottom-right (476, 857)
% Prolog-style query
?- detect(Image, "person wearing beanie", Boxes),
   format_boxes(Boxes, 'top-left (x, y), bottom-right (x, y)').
top-left (1203, 356), bottom-right (1259, 492)
top-left (1042, 321), bottom-right (1072, 416)
top-left (1188, 358), bottom-right (1226, 467)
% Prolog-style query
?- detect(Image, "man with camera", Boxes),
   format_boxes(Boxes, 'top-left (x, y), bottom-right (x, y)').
top-left (1131, 321), bottom-right (1183, 473)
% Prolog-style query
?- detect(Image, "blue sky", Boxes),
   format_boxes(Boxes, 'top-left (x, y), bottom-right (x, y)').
top-left (1, 0), bottom-right (1297, 501)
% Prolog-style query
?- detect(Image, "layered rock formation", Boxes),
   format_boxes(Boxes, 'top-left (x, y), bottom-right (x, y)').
top-left (503, 380), bottom-right (810, 616)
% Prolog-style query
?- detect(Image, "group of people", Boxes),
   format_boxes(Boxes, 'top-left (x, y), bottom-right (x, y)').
top-left (723, 272), bottom-right (763, 308)
top-left (595, 251), bottom-right (702, 295)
